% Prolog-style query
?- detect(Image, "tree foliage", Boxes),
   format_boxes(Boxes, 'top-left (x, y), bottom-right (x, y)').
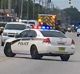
top-left (1, 0), bottom-right (80, 23)
top-left (63, 7), bottom-right (80, 24)
top-left (0, 0), bottom-right (61, 19)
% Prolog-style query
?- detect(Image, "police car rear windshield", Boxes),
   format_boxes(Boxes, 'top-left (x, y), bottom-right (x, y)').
top-left (41, 31), bottom-right (66, 38)
top-left (5, 24), bottom-right (26, 30)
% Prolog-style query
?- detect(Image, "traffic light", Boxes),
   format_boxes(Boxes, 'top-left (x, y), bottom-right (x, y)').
top-left (69, 2), bottom-right (71, 4)
top-left (69, 0), bottom-right (71, 4)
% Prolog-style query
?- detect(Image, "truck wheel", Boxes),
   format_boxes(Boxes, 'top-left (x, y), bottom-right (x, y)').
top-left (4, 43), bottom-right (16, 57)
top-left (60, 55), bottom-right (70, 61)
top-left (30, 45), bottom-right (43, 59)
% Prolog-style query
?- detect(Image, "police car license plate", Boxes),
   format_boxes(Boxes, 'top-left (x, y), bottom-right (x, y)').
top-left (59, 47), bottom-right (65, 52)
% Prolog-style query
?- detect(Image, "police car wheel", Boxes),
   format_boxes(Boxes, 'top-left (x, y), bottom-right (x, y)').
top-left (60, 54), bottom-right (70, 61)
top-left (30, 45), bottom-right (42, 59)
top-left (4, 43), bottom-right (16, 57)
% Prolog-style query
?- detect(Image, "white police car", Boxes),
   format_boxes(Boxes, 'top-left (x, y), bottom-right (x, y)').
top-left (4, 26), bottom-right (75, 61)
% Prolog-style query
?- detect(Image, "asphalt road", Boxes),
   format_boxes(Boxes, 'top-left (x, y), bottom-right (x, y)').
top-left (0, 32), bottom-right (80, 74)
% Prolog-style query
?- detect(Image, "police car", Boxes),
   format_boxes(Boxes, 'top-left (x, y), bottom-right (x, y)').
top-left (4, 25), bottom-right (75, 61)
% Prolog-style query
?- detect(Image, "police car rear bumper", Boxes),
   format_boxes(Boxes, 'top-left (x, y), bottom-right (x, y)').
top-left (39, 44), bottom-right (75, 55)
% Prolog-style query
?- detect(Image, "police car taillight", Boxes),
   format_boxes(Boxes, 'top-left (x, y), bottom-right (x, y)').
top-left (43, 38), bottom-right (51, 43)
top-left (71, 39), bottom-right (75, 45)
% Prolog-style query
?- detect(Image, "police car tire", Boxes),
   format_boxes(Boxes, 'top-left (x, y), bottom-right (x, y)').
top-left (60, 54), bottom-right (70, 61)
top-left (30, 45), bottom-right (42, 59)
top-left (4, 43), bottom-right (16, 57)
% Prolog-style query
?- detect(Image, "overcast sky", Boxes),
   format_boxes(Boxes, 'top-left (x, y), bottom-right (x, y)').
top-left (35, 0), bottom-right (80, 11)
top-left (52, 0), bottom-right (80, 11)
